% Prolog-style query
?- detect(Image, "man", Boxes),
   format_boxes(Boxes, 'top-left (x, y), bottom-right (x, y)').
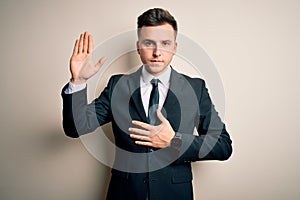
top-left (62, 8), bottom-right (232, 200)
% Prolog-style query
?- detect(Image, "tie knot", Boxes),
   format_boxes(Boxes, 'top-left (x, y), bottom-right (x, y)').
top-left (150, 78), bottom-right (159, 87)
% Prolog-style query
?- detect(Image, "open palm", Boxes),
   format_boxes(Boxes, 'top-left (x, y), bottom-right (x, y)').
top-left (70, 32), bottom-right (106, 84)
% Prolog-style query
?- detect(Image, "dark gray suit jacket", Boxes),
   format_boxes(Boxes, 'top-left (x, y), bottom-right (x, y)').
top-left (61, 67), bottom-right (232, 200)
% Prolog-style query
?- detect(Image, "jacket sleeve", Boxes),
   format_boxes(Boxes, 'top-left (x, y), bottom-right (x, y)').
top-left (176, 79), bottom-right (233, 162)
top-left (61, 76), bottom-right (118, 138)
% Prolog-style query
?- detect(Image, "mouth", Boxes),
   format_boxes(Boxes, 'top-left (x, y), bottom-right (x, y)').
top-left (150, 60), bottom-right (163, 63)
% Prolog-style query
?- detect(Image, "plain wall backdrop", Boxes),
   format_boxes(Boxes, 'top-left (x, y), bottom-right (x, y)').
top-left (1, 0), bottom-right (299, 199)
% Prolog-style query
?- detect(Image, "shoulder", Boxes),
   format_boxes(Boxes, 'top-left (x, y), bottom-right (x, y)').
top-left (106, 68), bottom-right (141, 87)
top-left (106, 74), bottom-right (125, 90)
top-left (109, 74), bottom-right (124, 82)
top-left (173, 69), bottom-right (206, 89)
top-left (182, 73), bottom-right (205, 84)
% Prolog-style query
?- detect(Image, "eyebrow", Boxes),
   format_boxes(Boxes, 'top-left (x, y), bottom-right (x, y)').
top-left (142, 39), bottom-right (173, 43)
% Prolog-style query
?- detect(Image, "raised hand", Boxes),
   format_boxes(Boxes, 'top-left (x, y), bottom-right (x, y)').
top-left (129, 110), bottom-right (175, 149)
top-left (70, 32), bottom-right (106, 84)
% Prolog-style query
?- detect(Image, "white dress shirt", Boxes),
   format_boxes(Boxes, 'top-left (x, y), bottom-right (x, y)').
top-left (140, 66), bottom-right (171, 116)
top-left (64, 81), bottom-right (87, 94)
top-left (64, 65), bottom-right (172, 116)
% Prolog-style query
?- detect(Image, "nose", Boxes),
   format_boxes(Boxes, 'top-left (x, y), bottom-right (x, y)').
top-left (153, 47), bottom-right (161, 57)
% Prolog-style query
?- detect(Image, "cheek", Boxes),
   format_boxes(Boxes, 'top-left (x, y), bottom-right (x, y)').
top-left (138, 50), bottom-right (149, 63)
top-left (139, 49), bottom-right (152, 57)
top-left (162, 51), bottom-right (174, 60)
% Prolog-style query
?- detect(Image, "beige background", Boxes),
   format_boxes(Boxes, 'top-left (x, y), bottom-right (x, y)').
top-left (1, 0), bottom-right (299, 199)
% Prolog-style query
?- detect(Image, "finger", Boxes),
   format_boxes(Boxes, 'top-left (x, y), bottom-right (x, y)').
top-left (78, 33), bottom-right (84, 53)
top-left (130, 134), bottom-right (151, 141)
top-left (95, 57), bottom-right (107, 70)
top-left (87, 34), bottom-right (93, 54)
top-left (83, 32), bottom-right (88, 53)
top-left (72, 39), bottom-right (79, 56)
top-left (128, 127), bottom-right (149, 136)
top-left (135, 141), bottom-right (153, 147)
top-left (132, 120), bottom-right (152, 130)
top-left (156, 109), bottom-right (167, 123)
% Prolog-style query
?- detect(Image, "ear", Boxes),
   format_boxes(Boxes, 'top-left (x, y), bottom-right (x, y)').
top-left (136, 41), bottom-right (140, 54)
top-left (173, 41), bottom-right (178, 54)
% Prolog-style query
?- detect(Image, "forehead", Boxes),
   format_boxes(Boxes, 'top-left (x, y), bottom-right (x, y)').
top-left (139, 24), bottom-right (176, 40)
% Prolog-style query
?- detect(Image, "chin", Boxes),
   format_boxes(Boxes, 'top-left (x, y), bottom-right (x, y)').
top-left (145, 64), bottom-right (167, 75)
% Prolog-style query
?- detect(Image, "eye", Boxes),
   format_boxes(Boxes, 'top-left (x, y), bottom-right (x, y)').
top-left (162, 41), bottom-right (171, 46)
top-left (144, 40), bottom-right (154, 47)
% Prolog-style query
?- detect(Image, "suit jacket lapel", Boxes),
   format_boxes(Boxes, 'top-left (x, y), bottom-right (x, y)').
top-left (126, 67), bottom-right (186, 124)
top-left (163, 68), bottom-right (185, 109)
top-left (127, 67), bottom-right (148, 122)
top-left (161, 69), bottom-right (186, 131)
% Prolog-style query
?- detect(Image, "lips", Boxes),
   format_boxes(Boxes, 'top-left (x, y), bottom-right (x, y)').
top-left (150, 60), bottom-right (163, 63)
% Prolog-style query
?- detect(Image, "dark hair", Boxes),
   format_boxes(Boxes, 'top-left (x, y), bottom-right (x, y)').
top-left (137, 8), bottom-right (177, 37)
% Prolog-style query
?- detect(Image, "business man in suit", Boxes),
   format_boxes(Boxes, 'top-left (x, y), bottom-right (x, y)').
top-left (62, 8), bottom-right (232, 200)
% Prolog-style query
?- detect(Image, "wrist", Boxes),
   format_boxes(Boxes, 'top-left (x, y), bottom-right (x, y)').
top-left (170, 132), bottom-right (182, 150)
top-left (70, 77), bottom-right (87, 84)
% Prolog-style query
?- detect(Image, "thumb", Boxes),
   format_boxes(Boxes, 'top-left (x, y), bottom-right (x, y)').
top-left (156, 109), bottom-right (166, 123)
top-left (95, 56), bottom-right (107, 70)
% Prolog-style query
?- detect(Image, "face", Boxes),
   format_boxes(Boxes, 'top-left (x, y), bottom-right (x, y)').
top-left (137, 23), bottom-right (177, 76)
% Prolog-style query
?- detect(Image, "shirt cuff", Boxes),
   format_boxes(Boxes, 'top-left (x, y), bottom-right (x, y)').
top-left (64, 82), bottom-right (87, 94)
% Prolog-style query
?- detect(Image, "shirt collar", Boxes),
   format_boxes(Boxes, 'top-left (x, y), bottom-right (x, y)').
top-left (141, 65), bottom-right (171, 86)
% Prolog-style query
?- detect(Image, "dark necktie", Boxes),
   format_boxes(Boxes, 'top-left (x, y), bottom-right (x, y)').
top-left (148, 78), bottom-right (159, 125)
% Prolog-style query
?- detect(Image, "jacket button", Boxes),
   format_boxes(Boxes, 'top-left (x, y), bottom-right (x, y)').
top-left (143, 178), bottom-right (149, 183)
